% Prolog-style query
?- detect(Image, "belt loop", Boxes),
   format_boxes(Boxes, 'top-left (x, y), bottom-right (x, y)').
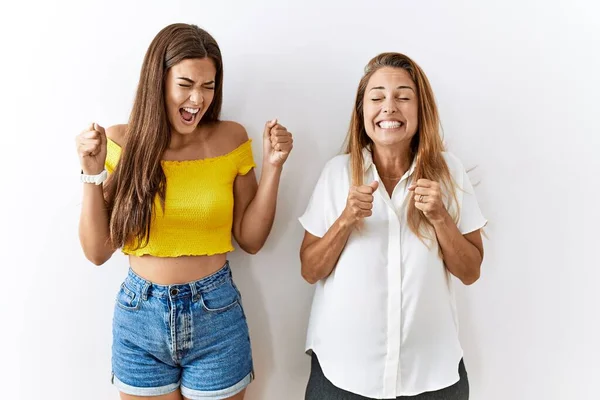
top-left (141, 280), bottom-right (151, 301)
top-left (190, 281), bottom-right (199, 302)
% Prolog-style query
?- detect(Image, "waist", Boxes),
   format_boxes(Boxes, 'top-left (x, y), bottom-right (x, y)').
top-left (122, 228), bottom-right (235, 258)
top-left (123, 260), bottom-right (234, 299)
top-left (129, 253), bottom-right (228, 285)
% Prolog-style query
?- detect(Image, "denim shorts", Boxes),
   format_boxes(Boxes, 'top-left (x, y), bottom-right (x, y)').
top-left (111, 262), bottom-right (254, 399)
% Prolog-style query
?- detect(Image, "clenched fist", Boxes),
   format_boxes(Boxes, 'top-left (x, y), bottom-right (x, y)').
top-left (409, 179), bottom-right (448, 224)
top-left (75, 123), bottom-right (107, 175)
top-left (341, 181), bottom-right (379, 226)
top-left (263, 119), bottom-right (293, 167)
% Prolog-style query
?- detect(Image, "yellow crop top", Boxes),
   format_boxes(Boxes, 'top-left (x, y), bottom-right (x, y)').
top-left (105, 137), bottom-right (256, 257)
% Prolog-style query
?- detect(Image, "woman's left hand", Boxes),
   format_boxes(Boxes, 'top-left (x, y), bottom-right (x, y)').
top-left (408, 179), bottom-right (448, 224)
top-left (263, 119), bottom-right (293, 168)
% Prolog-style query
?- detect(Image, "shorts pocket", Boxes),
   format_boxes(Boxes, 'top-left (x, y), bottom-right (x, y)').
top-left (200, 280), bottom-right (240, 313)
top-left (115, 283), bottom-right (141, 311)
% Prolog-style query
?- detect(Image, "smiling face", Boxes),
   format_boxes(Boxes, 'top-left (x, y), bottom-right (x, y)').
top-left (362, 67), bottom-right (419, 149)
top-left (164, 57), bottom-right (217, 134)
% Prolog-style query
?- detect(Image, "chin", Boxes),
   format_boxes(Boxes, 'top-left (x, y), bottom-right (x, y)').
top-left (373, 130), bottom-right (414, 147)
top-left (169, 114), bottom-right (202, 135)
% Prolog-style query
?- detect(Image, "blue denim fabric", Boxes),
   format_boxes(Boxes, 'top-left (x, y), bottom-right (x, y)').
top-left (111, 262), bottom-right (253, 399)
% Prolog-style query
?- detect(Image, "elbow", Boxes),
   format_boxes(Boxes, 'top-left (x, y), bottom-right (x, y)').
top-left (90, 258), bottom-right (107, 267)
top-left (240, 242), bottom-right (262, 255)
top-left (235, 232), bottom-right (264, 255)
top-left (300, 258), bottom-right (320, 285)
top-left (460, 267), bottom-right (480, 286)
top-left (301, 268), bottom-right (319, 285)
top-left (79, 232), bottom-right (113, 266)
top-left (85, 252), bottom-right (110, 266)
top-left (81, 245), bottom-right (112, 266)
top-left (245, 247), bottom-right (260, 255)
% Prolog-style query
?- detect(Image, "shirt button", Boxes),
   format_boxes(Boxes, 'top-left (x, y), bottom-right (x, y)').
top-left (170, 288), bottom-right (179, 296)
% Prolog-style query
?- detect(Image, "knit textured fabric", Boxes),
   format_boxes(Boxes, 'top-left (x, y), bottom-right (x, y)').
top-left (105, 137), bottom-right (256, 257)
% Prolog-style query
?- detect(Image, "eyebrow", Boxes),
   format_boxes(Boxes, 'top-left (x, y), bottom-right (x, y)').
top-left (369, 85), bottom-right (415, 92)
top-left (176, 77), bottom-right (216, 85)
top-left (177, 77), bottom-right (195, 84)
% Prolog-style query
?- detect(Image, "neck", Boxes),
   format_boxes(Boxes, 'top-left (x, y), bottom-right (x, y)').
top-left (372, 142), bottom-right (413, 180)
top-left (169, 124), bottom-right (211, 150)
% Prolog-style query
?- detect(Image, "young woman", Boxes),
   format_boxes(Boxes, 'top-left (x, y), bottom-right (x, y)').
top-left (75, 23), bottom-right (293, 400)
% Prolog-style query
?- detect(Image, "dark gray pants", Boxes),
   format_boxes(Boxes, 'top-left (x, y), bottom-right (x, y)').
top-left (305, 353), bottom-right (469, 400)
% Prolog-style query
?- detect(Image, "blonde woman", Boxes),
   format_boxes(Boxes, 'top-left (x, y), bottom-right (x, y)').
top-left (299, 53), bottom-right (486, 400)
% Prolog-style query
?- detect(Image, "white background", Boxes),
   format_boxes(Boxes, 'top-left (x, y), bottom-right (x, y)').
top-left (1, 1), bottom-right (599, 399)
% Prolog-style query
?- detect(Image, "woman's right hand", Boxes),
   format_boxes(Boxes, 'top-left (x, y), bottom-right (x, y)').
top-left (340, 181), bottom-right (379, 226)
top-left (76, 123), bottom-right (107, 175)
top-left (300, 180), bottom-right (379, 283)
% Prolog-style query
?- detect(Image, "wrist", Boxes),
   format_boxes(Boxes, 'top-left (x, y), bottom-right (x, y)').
top-left (261, 162), bottom-right (283, 174)
top-left (81, 167), bottom-right (104, 175)
top-left (430, 210), bottom-right (451, 229)
top-left (337, 212), bottom-right (356, 231)
top-left (81, 169), bottom-right (108, 185)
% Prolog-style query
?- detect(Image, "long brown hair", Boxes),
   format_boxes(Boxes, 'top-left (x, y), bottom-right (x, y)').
top-left (105, 23), bottom-right (223, 249)
top-left (345, 52), bottom-right (458, 243)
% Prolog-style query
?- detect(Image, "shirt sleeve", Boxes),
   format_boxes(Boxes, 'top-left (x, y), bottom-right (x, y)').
top-left (299, 162), bottom-right (332, 238)
top-left (232, 140), bottom-right (256, 176)
top-left (455, 159), bottom-right (487, 234)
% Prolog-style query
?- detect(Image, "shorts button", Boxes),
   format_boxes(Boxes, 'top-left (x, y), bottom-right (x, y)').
top-left (170, 288), bottom-right (179, 296)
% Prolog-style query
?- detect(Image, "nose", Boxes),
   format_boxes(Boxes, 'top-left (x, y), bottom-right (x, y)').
top-left (382, 97), bottom-right (398, 114)
top-left (189, 90), bottom-right (204, 106)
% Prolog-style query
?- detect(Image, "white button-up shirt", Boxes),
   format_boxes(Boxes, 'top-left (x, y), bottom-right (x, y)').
top-left (299, 150), bottom-right (487, 398)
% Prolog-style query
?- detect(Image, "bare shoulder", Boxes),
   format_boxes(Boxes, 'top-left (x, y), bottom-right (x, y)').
top-left (106, 124), bottom-right (128, 147)
top-left (214, 120), bottom-right (250, 149)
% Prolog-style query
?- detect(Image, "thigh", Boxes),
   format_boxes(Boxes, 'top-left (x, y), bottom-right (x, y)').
top-left (180, 278), bottom-right (253, 398)
top-left (112, 283), bottom-right (180, 396)
top-left (183, 389), bottom-right (246, 400)
top-left (121, 391), bottom-right (182, 400)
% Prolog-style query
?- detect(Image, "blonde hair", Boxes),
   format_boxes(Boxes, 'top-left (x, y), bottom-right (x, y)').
top-left (344, 52), bottom-right (458, 243)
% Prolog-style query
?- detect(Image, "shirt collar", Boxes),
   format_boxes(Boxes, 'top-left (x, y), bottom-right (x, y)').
top-left (361, 147), bottom-right (417, 178)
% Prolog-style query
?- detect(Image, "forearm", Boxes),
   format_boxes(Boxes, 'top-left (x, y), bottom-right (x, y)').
top-left (300, 217), bottom-right (354, 284)
top-left (237, 164), bottom-right (282, 253)
top-left (433, 212), bottom-right (482, 285)
top-left (79, 184), bottom-right (114, 265)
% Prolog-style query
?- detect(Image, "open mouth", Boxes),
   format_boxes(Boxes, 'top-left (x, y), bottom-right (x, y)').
top-left (377, 120), bottom-right (404, 129)
top-left (179, 107), bottom-right (200, 125)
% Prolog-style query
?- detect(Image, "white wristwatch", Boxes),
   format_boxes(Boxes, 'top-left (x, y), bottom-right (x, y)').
top-left (81, 169), bottom-right (108, 185)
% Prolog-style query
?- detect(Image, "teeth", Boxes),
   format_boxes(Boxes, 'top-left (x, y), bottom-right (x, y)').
top-left (378, 121), bottom-right (402, 129)
top-left (183, 107), bottom-right (199, 114)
